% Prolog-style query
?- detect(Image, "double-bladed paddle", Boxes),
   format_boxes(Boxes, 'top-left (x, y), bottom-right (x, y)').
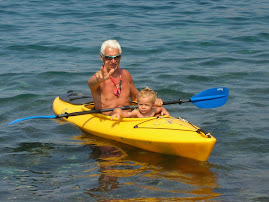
top-left (8, 87), bottom-right (229, 125)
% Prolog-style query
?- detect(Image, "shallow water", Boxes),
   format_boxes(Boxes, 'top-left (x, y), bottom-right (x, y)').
top-left (1, 0), bottom-right (269, 201)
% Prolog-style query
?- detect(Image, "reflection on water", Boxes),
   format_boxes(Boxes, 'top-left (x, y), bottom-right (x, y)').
top-left (73, 131), bottom-right (220, 201)
top-left (88, 146), bottom-right (122, 193)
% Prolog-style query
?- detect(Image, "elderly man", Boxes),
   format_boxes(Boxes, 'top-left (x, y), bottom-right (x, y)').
top-left (88, 39), bottom-right (162, 115)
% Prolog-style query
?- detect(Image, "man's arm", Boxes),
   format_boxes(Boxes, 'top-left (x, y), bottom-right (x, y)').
top-left (88, 74), bottom-right (102, 92)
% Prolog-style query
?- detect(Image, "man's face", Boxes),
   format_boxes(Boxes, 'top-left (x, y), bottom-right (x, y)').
top-left (101, 47), bottom-right (121, 71)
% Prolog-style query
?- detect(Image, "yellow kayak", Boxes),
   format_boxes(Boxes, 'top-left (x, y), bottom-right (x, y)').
top-left (52, 92), bottom-right (216, 161)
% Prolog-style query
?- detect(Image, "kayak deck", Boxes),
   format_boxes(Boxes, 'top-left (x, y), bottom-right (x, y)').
top-left (53, 95), bottom-right (216, 161)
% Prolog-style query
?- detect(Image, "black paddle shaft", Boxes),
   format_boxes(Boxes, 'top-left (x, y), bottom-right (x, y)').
top-left (163, 99), bottom-right (191, 105)
top-left (57, 105), bottom-right (137, 119)
top-left (58, 100), bottom-right (192, 118)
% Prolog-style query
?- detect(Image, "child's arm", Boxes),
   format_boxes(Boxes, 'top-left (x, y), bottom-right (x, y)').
top-left (155, 107), bottom-right (169, 116)
top-left (111, 108), bottom-right (139, 120)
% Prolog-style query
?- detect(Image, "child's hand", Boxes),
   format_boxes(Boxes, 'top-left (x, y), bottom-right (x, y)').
top-left (111, 114), bottom-right (120, 120)
top-left (161, 108), bottom-right (169, 116)
top-left (111, 108), bottom-right (123, 120)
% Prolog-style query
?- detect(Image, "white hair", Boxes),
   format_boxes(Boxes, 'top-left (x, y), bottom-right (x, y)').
top-left (100, 40), bottom-right (122, 55)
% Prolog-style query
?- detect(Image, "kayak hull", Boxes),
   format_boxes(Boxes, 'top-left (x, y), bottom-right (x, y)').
top-left (53, 96), bottom-right (216, 161)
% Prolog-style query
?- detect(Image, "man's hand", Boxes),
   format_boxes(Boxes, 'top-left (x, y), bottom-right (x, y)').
top-left (89, 65), bottom-right (116, 91)
top-left (154, 98), bottom-right (163, 107)
top-left (95, 65), bottom-right (115, 83)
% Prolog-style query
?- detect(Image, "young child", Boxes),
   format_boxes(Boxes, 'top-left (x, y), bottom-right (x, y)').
top-left (111, 87), bottom-right (169, 120)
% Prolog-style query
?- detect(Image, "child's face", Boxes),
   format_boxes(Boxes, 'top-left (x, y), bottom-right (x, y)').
top-left (137, 96), bottom-right (154, 114)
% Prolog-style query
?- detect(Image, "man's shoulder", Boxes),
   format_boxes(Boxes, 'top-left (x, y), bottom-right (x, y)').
top-left (121, 68), bottom-right (129, 73)
top-left (121, 69), bottom-right (132, 77)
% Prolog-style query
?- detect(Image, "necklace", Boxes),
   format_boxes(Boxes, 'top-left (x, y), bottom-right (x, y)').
top-left (110, 74), bottom-right (122, 97)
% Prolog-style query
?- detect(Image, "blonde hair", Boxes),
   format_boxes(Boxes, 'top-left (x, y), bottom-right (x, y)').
top-left (137, 87), bottom-right (157, 104)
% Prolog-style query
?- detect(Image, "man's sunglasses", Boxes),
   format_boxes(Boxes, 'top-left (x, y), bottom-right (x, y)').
top-left (101, 53), bottom-right (121, 60)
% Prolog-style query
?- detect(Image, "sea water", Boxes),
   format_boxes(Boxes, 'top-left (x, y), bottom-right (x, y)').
top-left (1, 0), bottom-right (269, 200)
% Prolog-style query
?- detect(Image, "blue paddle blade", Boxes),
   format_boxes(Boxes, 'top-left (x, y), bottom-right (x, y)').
top-left (8, 115), bottom-right (57, 125)
top-left (190, 87), bottom-right (229, 108)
